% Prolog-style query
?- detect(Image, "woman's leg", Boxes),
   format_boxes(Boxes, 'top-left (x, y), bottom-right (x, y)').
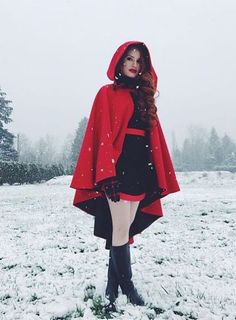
top-left (129, 201), bottom-right (140, 226)
top-left (106, 196), bottom-right (131, 246)
top-left (106, 196), bottom-right (145, 306)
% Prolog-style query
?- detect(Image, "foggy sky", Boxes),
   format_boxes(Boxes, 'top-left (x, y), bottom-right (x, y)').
top-left (1, 0), bottom-right (236, 149)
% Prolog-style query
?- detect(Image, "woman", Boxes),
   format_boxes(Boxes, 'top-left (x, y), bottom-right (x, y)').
top-left (70, 41), bottom-right (180, 310)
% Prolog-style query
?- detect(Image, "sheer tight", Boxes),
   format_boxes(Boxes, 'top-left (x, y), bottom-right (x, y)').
top-left (105, 195), bottom-right (140, 246)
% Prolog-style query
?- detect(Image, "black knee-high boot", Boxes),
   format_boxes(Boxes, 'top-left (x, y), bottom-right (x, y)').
top-left (105, 249), bottom-right (119, 310)
top-left (110, 243), bottom-right (145, 306)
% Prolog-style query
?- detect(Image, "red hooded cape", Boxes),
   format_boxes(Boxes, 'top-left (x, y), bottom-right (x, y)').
top-left (70, 41), bottom-right (180, 249)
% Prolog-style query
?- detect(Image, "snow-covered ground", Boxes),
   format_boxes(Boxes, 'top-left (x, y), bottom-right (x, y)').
top-left (0, 171), bottom-right (235, 320)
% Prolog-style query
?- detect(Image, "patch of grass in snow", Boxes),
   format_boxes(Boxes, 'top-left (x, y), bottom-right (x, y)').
top-left (148, 304), bottom-right (165, 315)
top-left (30, 265), bottom-right (46, 276)
top-left (50, 305), bottom-right (84, 320)
top-left (2, 263), bottom-right (17, 270)
top-left (146, 314), bottom-right (155, 320)
top-left (29, 292), bottom-right (39, 302)
top-left (154, 257), bottom-right (165, 264)
top-left (173, 309), bottom-right (197, 320)
top-left (91, 295), bottom-right (114, 319)
top-left (83, 285), bottom-right (114, 319)
top-left (0, 294), bottom-right (11, 302)
top-left (84, 284), bottom-right (96, 301)
top-left (58, 265), bottom-right (75, 276)
top-left (73, 305), bottom-right (84, 317)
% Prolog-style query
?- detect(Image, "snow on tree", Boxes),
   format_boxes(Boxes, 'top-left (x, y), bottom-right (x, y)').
top-left (58, 133), bottom-right (74, 173)
top-left (221, 134), bottom-right (236, 166)
top-left (0, 88), bottom-right (18, 161)
top-left (206, 127), bottom-right (223, 167)
top-left (34, 134), bottom-right (59, 166)
top-left (71, 116), bottom-right (88, 165)
top-left (17, 133), bottom-right (36, 163)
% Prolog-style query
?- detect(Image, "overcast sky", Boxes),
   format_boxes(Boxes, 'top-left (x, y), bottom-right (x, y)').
top-left (1, 0), bottom-right (236, 149)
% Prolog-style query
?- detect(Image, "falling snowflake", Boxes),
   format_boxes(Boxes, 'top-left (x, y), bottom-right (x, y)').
top-left (101, 142), bottom-right (104, 146)
top-left (111, 158), bottom-right (115, 163)
top-left (88, 147), bottom-right (91, 151)
top-left (100, 169), bottom-right (104, 172)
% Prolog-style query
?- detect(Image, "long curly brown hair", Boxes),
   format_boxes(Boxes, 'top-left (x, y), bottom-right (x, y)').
top-left (113, 44), bottom-right (159, 130)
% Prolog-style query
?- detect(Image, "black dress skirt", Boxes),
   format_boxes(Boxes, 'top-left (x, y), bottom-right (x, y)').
top-left (116, 92), bottom-right (157, 201)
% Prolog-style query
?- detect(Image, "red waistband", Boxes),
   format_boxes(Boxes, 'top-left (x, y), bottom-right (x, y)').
top-left (126, 128), bottom-right (146, 136)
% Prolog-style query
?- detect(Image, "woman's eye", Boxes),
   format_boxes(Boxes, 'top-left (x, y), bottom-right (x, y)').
top-left (126, 57), bottom-right (140, 64)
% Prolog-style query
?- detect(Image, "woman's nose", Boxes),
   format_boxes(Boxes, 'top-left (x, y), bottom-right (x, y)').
top-left (132, 60), bottom-right (137, 67)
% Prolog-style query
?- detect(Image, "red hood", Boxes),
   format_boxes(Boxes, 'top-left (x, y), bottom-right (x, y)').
top-left (107, 40), bottom-right (158, 90)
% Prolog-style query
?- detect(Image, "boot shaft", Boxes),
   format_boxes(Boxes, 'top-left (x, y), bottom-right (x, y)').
top-left (110, 243), bottom-right (133, 292)
top-left (110, 242), bottom-right (145, 306)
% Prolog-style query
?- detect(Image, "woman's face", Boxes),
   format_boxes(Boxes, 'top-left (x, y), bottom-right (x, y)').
top-left (121, 48), bottom-right (141, 78)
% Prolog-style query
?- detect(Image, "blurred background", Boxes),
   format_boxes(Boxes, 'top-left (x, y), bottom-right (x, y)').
top-left (1, 0), bottom-right (236, 182)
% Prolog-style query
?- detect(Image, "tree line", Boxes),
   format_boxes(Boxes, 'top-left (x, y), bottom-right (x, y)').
top-left (172, 126), bottom-right (236, 172)
top-left (1, 86), bottom-right (236, 186)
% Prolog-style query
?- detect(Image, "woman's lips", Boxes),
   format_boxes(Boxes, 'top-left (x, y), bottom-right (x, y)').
top-left (129, 69), bottom-right (137, 74)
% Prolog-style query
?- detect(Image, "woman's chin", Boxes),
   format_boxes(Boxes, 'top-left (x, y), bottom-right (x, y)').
top-left (125, 73), bottom-right (137, 78)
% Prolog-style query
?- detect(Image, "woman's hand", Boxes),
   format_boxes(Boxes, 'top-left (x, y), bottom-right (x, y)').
top-left (101, 177), bottom-right (121, 202)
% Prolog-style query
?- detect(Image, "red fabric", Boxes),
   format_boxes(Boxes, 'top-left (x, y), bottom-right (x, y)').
top-left (126, 128), bottom-right (146, 136)
top-left (107, 40), bottom-right (158, 90)
top-left (70, 41), bottom-right (180, 219)
top-left (119, 192), bottom-right (146, 201)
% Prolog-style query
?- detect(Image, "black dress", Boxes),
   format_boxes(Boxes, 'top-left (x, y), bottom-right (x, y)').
top-left (116, 92), bottom-right (157, 201)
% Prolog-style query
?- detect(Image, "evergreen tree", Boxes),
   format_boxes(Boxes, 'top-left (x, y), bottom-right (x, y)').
top-left (71, 117), bottom-right (88, 165)
top-left (0, 88), bottom-right (18, 161)
top-left (221, 134), bottom-right (236, 166)
top-left (171, 131), bottom-right (182, 170)
top-left (59, 133), bottom-right (74, 172)
top-left (34, 135), bottom-right (58, 166)
top-left (206, 127), bottom-right (223, 169)
top-left (189, 126), bottom-right (208, 170)
top-left (181, 125), bottom-right (208, 170)
top-left (182, 138), bottom-right (192, 170)
top-left (17, 133), bottom-right (36, 163)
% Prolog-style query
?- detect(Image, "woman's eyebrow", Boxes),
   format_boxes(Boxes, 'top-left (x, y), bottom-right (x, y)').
top-left (127, 55), bottom-right (140, 59)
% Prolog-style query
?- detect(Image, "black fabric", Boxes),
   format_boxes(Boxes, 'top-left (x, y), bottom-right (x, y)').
top-left (116, 92), bottom-right (157, 196)
top-left (76, 196), bottom-right (162, 250)
top-left (115, 73), bottom-right (141, 89)
top-left (75, 82), bottom-right (165, 250)
top-left (105, 250), bottom-right (119, 303)
top-left (101, 177), bottom-right (121, 202)
top-left (110, 243), bottom-right (145, 305)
